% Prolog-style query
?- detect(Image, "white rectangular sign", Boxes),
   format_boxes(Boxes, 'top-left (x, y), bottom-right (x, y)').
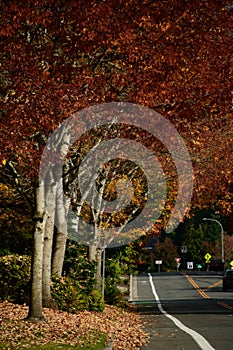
top-left (155, 260), bottom-right (162, 265)
top-left (187, 261), bottom-right (193, 269)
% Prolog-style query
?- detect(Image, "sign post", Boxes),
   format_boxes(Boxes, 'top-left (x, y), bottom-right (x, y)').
top-left (204, 253), bottom-right (212, 272)
top-left (175, 258), bottom-right (181, 272)
top-left (155, 260), bottom-right (162, 273)
top-left (180, 246), bottom-right (187, 270)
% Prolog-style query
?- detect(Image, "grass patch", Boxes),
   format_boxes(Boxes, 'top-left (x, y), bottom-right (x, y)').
top-left (0, 334), bottom-right (107, 350)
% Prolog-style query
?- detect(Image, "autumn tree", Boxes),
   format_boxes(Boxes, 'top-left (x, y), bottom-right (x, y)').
top-left (152, 237), bottom-right (178, 271)
top-left (1, 0), bottom-right (233, 321)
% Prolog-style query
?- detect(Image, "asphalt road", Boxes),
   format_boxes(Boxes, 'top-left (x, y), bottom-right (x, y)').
top-left (130, 272), bottom-right (233, 350)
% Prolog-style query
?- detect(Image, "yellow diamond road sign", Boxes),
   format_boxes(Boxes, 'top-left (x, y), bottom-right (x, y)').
top-left (205, 253), bottom-right (212, 262)
top-left (230, 261), bottom-right (233, 268)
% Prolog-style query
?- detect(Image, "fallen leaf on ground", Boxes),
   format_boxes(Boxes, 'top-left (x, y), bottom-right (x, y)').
top-left (0, 301), bottom-right (148, 349)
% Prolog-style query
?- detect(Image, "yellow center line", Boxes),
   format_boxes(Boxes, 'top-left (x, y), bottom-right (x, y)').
top-left (185, 275), bottom-right (210, 299)
top-left (203, 280), bottom-right (222, 291)
top-left (184, 274), bottom-right (233, 311)
top-left (217, 301), bottom-right (233, 311)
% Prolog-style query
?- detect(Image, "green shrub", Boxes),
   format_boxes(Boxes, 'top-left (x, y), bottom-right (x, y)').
top-left (88, 289), bottom-right (104, 312)
top-left (63, 241), bottom-right (97, 292)
top-left (104, 276), bottom-right (123, 306)
top-left (0, 248), bottom-right (104, 313)
top-left (0, 254), bottom-right (31, 304)
top-left (0, 249), bottom-right (11, 257)
top-left (51, 275), bottom-right (104, 313)
top-left (51, 275), bottom-right (88, 313)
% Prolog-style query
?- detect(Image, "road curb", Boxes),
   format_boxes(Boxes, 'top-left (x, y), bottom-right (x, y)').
top-left (129, 273), bottom-right (139, 302)
top-left (129, 273), bottom-right (133, 302)
top-left (103, 332), bottom-right (115, 350)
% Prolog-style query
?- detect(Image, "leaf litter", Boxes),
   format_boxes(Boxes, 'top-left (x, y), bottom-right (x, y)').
top-left (0, 301), bottom-right (148, 349)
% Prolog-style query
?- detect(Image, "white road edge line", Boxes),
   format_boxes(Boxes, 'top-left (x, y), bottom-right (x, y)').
top-left (148, 273), bottom-right (215, 350)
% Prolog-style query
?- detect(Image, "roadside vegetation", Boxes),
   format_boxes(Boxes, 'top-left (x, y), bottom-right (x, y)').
top-left (0, 242), bottom-right (147, 349)
top-left (0, 0), bottom-right (233, 348)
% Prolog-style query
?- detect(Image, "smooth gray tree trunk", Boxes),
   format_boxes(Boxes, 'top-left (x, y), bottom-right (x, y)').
top-left (26, 180), bottom-right (46, 322)
top-left (89, 245), bottom-right (97, 262)
top-left (52, 178), bottom-right (69, 276)
top-left (89, 245), bottom-right (103, 292)
top-left (42, 215), bottom-right (56, 308)
top-left (42, 168), bottom-right (58, 309)
top-left (95, 247), bottom-right (103, 292)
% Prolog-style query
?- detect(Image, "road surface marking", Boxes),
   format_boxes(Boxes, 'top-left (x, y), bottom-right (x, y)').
top-left (185, 275), bottom-right (210, 299)
top-left (203, 280), bottom-right (222, 291)
top-left (148, 273), bottom-right (215, 350)
top-left (184, 274), bottom-right (233, 311)
top-left (217, 301), bottom-right (233, 311)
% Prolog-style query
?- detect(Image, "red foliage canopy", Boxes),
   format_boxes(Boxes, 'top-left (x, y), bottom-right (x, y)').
top-left (1, 0), bottom-right (232, 214)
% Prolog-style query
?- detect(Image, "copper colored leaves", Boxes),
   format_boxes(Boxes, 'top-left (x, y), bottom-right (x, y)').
top-left (0, 301), bottom-right (148, 349)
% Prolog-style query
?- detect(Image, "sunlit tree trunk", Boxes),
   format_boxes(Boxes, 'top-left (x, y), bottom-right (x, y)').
top-left (26, 180), bottom-right (46, 322)
top-left (42, 169), bottom-right (58, 308)
top-left (51, 129), bottom-right (71, 276)
top-left (95, 247), bottom-right (103, 292)
top-left (52, 229), bottom-right (67, 276)
top-left (89, 245), bottom-right (97, 262)
top-left (52, 178), bottom-right (69, 276)
top-left (89, 245), bottom-right (103, 292)
top-left (42, 215), bottom-right (56, 308)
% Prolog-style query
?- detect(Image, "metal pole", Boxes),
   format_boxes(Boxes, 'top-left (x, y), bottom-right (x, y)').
top-left (202, 218), bottom-right (224, 262)
top-left (102, 248), bottom-right (106, 299)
